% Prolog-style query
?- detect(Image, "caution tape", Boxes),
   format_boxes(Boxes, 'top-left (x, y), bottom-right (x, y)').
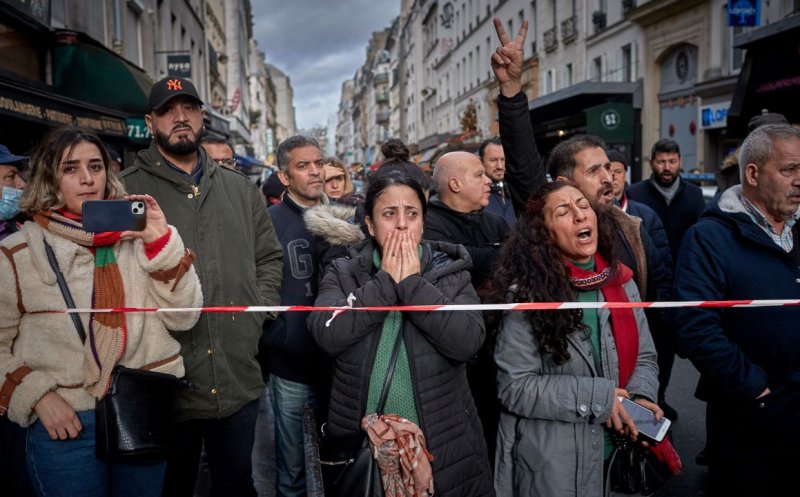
top-left (44, 299), bottom-right (800, 315)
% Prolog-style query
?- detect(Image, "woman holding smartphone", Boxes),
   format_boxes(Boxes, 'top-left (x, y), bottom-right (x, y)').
top-left (485, 181), bottom-right (677, 497)
top-left (0, 126), bottom-right (202, 497)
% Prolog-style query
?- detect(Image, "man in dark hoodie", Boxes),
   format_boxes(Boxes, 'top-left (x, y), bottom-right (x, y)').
top-left (262, 135), bottom-right (329, 497)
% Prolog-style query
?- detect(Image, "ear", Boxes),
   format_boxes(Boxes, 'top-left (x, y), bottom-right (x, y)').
top-left (364, 215), bottom-right (375, 237)
top-left (277, 170), bottom-right (291, 188)
top-left (556, 175), bottom-right (569, 183)
top-left (448, 176), bottom-right (461, 193)
top-left (744, 163), bottom-right (759, 187)
top-left (144, 114), bottom-right (153, 133)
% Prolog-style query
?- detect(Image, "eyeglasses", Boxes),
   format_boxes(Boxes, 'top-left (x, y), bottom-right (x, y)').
top-left (213, 158), bottom-right (237, 167)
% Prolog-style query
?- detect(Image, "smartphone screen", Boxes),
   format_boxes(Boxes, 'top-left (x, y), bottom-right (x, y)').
top-left (618, 396), bottom-right (671, 443)
top-left (82, 200), bottom-right (147, 233)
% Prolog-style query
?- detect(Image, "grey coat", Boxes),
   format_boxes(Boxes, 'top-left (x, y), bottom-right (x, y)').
top-left (494, 279), bottom-right (659, 497)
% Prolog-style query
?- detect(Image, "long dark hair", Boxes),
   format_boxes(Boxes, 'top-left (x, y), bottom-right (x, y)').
top-left (482, 181), bottom-right (619, 364)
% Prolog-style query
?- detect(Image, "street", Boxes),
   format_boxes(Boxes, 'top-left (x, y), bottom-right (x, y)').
top-left (654, 357), bottom-right (708, 497)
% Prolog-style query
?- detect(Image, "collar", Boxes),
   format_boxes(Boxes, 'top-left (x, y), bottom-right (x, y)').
top-left (740, 190), bottom-right (799, 234)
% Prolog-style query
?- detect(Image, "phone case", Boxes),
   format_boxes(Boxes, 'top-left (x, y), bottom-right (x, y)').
top-left (82, 200), bottom-right (147, 233)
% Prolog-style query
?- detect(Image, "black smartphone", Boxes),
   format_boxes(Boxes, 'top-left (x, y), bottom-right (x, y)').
top-left (82, 200), bottom-right (146, 233)
top-left (618, 396), bottom-right (672, 444)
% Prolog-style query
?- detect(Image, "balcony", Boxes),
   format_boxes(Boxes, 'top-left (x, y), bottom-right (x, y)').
top-left (543, 27), bottom-right (558, 52)
top-left (561, 16), bottom-right (577, 44)
top-left (592, 11), bottom-right (607, 35)
top-left (373, 72), bottom-right (389, 86)
top-left (376, 91), bottom-right (389, 103)
top-left (376, 110), bottom-right (390, 124)
top-left (623, 0), bottom-right (637, 15)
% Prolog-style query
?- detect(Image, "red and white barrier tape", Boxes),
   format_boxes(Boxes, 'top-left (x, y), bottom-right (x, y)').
top-left (46, 299), bottom-right (800, 315)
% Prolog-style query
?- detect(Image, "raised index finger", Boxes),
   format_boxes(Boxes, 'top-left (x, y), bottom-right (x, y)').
top-left (493, 17), bottom-right (510, 45)
top-left (515, 20), bottom-right (529, 45)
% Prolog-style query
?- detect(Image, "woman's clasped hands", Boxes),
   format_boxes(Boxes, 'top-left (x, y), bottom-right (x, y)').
top-left (380, 229), bottom-right (421, 284)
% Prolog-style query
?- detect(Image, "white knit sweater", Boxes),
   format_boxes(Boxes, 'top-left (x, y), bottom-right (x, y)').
top-left (0, 222), bottom-right (203, 426)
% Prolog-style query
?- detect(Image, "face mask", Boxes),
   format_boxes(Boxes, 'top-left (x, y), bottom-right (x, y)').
top-left (0, 186), bottom-right (23, 221)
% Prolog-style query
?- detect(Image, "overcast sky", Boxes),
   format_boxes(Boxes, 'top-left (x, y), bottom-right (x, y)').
top-left (251, 0), bottom-right (400, 131)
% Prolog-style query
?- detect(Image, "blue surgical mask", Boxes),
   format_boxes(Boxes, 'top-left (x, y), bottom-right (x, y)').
top-left (0, 186), bottom-right (23, 221)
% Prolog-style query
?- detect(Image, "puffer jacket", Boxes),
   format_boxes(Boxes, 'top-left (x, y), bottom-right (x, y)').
top-left (120, 143), bottom-right (283, 421)
top-left (0, 223), bottom-right (202, 426)
top-left (494, 280), bottom-right (658, 497)
top-left (308, 239), bottom-right (495, 497)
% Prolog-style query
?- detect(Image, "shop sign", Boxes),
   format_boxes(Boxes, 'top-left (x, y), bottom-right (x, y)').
top-left (0, 90), bottom-right (125, 136)
top-left (728, 0), bottom-right (760, 27)
top-left (126, 118), bottom-right (152, 141)
top-left (700, 102), bottom-right (730, 129)
top-left (167, 54), bottom-right (192, 78)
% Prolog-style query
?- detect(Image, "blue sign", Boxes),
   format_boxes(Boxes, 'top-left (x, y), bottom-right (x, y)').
top-left (700, 102), bottom-right (730, 129)
top-left (728, 0), bottom-right (760, 27)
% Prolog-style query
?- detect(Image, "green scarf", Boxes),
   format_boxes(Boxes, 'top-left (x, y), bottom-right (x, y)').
top-left (365, 247), bottom-right (420, 423)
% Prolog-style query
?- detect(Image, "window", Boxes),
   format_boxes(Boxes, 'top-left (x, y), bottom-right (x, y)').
top-left (565, 63), bottom-right (573, 86)
top-left (622, 44), bottom-right (632, 82)
top-left (546, 69), bottom-right (555, 93)
top-left (124, 4), bottom-right (142, 65)
top-left (593, 56), bottom-right (603, 82)
top-left (551, 0), bottom-right (557, 28)
top-left (530, 1), bottom-right (538, 53)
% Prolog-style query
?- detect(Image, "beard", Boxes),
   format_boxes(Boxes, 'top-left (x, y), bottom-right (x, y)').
top-left (155, 126), bottom-right (202, 156)
top-left (655, 170), bottom-right (678, 186)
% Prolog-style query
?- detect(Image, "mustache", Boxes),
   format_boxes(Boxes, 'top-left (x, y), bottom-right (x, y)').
top-left (172, 123), bottom-right (192, 132)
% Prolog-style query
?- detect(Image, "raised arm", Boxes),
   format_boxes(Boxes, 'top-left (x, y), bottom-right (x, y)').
top-left (491, 18), bottom-right (547, 213)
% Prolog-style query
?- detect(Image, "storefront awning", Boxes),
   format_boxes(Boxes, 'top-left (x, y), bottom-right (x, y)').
top-left (727, 15), bottom-right (800, 135)
top-left (528, 81), bottom-right (641, 124)
top-left (51, 31), bottom-right (153, 116)
top-left (0, 73), bottom-right (127, 137)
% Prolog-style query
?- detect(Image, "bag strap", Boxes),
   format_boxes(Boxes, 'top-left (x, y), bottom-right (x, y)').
top-left (375, 328), bottom-right (404, 415)
top-left (44, 240), bottom-right (86, 343)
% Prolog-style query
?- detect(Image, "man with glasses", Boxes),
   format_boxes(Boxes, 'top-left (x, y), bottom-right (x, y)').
top-left (120, 76), bottom-right (283, 497)
top-left (201, 135), bottom-right (237, 169)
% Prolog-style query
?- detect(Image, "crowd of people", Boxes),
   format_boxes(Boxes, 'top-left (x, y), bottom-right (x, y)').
top-left (0, 16), bottom-right (799, 497)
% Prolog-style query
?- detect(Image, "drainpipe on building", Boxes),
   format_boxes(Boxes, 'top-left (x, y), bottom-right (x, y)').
top-left (112, 0), bottom-right (123, 55)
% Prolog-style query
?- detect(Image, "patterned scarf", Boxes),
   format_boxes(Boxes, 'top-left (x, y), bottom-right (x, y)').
top-left (35, 211), bottom-right (126, 399)
top-left (565, 253), bottom-right (637, 387)
top-left (362, 413), bottom-right (434, 497)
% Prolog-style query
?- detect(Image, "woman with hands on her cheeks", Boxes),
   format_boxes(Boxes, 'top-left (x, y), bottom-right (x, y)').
top-left (308, 171), bottom-right (494, 497)
top-left (0, 126), bottom-right (202, 497)
top-left (485, 181), bottom-right (679, 497)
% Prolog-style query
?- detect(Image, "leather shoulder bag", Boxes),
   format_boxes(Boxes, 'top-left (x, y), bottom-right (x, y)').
top-left (45, 239), bottom-right (190, 461)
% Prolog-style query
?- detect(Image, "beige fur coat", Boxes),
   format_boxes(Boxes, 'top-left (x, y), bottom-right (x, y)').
top-left (0, 222), bottom-right (202, 427)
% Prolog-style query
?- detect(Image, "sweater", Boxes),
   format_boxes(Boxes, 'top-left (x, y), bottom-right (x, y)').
top-left (0, 223), bottom-right (202, 426)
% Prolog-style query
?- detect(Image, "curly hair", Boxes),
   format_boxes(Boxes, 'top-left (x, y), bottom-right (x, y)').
top-left (482, 181), bottom-right (619, 364)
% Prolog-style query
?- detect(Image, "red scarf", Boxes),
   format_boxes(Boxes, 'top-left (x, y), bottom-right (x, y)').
top-left (565, 253), bottom-right (637, 387)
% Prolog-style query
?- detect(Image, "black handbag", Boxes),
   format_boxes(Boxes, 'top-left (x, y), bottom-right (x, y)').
top-left (45, 240), bottom-right (188, 461)
top-left (607, 435), bottom-right (672, 495)
top-left (318, 329), bottom-right (405, 497)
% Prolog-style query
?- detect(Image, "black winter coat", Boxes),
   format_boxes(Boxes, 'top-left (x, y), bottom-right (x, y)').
top-left (424, 197), bottom-right (510, 289)
top-left (308, 239), bottom-right (495, 497)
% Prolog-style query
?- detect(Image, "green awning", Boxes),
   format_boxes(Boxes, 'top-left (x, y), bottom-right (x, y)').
top-left (52, 38), bottom-right (152, 116)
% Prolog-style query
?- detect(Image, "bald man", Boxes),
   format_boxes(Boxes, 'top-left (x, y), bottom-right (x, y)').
top-left (424, 151), bottom-right (510, 463)
top-left (426, 152), bottom-right (510, 286)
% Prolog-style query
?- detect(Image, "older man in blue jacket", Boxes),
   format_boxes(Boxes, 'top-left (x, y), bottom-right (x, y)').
top-left (673, 124), bottom-right (800, 497)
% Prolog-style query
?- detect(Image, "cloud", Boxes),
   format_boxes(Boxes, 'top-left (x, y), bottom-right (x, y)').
top-left (252, 0), bottom-right (399, 130)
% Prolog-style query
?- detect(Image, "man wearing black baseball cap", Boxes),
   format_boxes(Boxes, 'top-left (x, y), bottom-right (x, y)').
top-left (119, 77), bottom-right (283, 497)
